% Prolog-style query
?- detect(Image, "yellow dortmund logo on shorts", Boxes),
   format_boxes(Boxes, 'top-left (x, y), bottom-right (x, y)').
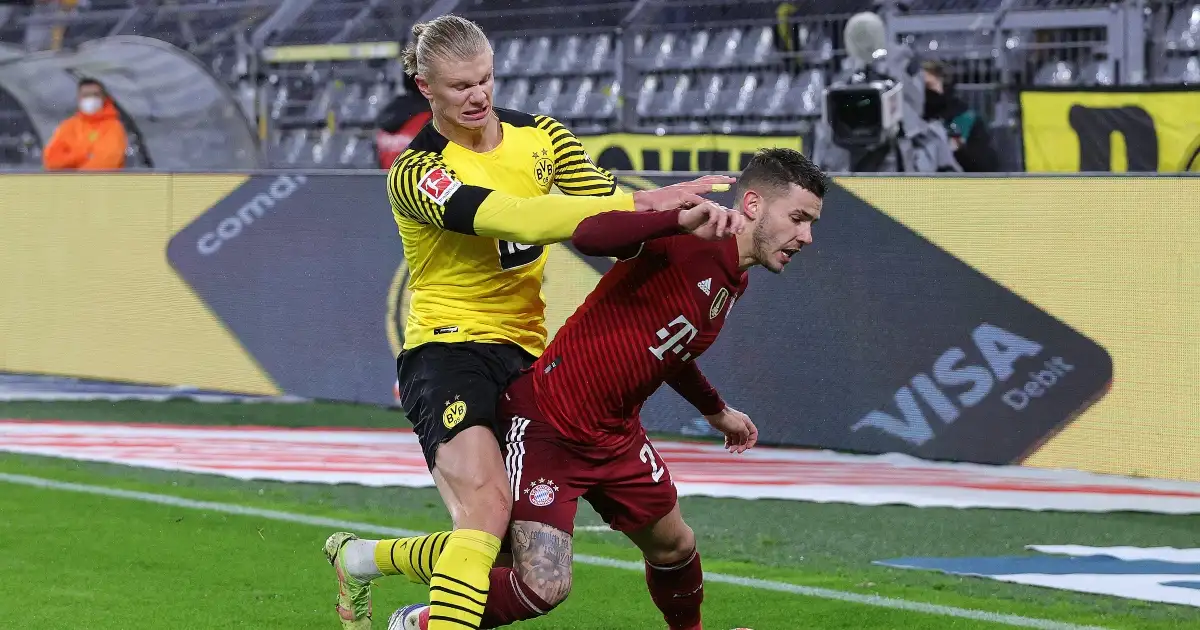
top-left (443, 398), bottom-right (468, 429)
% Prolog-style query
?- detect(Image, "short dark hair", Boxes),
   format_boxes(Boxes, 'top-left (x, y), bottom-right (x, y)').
top-left (921, 60), bottom-right (944, 80)
top-left (77, 77), bottom-right (105, 93)
top-left (738, 147), bottom-right (828, 200)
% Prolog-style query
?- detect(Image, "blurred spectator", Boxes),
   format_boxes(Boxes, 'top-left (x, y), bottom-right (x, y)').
top-left (773, 2), bottom-right (801, 74)
top-left (922, 60), bottom-right (1001, 172)
top-left (650, 1), bottom-right (692, 27)
top-left (42, 77), bottom-right (127, 171)
top-left (374, 71), bottom-right (431, 169)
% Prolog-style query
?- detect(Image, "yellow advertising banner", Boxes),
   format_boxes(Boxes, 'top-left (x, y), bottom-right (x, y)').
top-left (578, 133), bottom-right (803, 173)
top-left (0, 174), bottom-right (278, 396)
top-left (1021, 88), bottom-right (1200, 172)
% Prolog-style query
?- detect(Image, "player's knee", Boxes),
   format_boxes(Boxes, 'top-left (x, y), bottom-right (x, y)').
top-left (435, 430), bottom-right (513, 536)
top-left (646, 522), bottom-right (696, 566)
top-left (667, 523), bottom-right (697, 563)
top-left (438, 467), bottom-right (512, 537)
top-left (458, 477), bottom-right (512, 537)
top-left (526, 569), bottom-right (572, 610)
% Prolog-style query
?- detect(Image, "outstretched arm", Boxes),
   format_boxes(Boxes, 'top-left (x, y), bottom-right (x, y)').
top-left (572, 209), bottom-right (684, 259)
top-left (387, 156), bottom-right (734, 246)
top-left (386, 159), bottom-right (636, 245)
top-left (572, 199), bottom-right (746, 259)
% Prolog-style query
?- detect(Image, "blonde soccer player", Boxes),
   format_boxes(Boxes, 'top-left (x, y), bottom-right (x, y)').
top-left (322, 14), bottom-right (733, 630)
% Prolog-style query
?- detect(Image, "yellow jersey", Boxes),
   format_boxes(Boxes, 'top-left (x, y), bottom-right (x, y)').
top-left (386, 108), bottom-right (636, 357)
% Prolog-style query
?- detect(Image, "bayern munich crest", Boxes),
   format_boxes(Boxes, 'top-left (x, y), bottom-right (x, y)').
top-left (524, 478), bottom-right (559, 507)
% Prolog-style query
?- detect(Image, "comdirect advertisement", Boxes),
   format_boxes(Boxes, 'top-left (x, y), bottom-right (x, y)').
top-left (1021, 88), bottom-right (1200, 172)
top-left (0, 173), bottom-right (1197, 482)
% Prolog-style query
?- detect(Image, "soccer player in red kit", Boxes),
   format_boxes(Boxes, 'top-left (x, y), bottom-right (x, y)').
top-left (391, 148), bottom-right (826, 630)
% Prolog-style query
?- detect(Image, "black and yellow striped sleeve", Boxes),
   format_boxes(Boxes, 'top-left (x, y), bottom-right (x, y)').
top-left (386, 150), bottom-right (459, 227)
top-left (534, 115), bottom-right (617, 197)
top-left (387, 148), bottom-right (635, 245)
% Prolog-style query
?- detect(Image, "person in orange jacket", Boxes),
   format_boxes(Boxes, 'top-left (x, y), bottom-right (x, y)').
top-left (42, 77), bottom-right (128, 171)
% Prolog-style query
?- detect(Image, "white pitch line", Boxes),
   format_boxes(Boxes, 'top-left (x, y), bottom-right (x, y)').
top-left (576, 525), bottom-right (620, 533)
top-left (0, 472), bottom-right (1107, 630)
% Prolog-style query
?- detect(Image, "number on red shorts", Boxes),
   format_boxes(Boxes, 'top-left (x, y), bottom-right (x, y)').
top-left (640, 442), bottom-right (665, 483)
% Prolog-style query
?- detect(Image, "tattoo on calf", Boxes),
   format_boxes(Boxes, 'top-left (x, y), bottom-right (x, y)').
top-left (511, 521), bottom-right (573, 605)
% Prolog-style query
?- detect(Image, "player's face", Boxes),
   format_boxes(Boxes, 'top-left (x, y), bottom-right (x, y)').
top-left (418, 50), bottom-right (495, 131)
top-left (748, 184), bottom-right (821, 274)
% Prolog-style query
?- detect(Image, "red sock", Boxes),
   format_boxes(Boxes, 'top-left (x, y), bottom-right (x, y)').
top-left (479, 567), bottom-right (553, 629)
top-left (646, 549), bottom-right (704, 630)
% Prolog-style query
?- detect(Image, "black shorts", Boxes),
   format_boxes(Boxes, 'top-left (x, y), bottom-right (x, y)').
top-left (397, 341), bottom-right (535, 471)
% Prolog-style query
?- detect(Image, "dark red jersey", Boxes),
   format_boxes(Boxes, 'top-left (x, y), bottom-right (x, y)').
top-left (528, 209), bottom-right (749, 451)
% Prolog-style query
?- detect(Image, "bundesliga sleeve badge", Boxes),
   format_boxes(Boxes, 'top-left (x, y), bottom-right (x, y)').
top-left (417, 167), bottom-right (462, 206)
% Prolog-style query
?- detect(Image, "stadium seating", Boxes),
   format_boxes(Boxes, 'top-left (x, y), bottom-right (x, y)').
top-left (1160, 4), bottom-right (1200, 83)
top-left (0, 0), bottom-right (1196, 168)
top-left (0, 86), bottom-right (39, 167)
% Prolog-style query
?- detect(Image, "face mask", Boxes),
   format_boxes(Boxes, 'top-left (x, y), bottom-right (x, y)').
top-left (79, 96), bottom-right (103, 115)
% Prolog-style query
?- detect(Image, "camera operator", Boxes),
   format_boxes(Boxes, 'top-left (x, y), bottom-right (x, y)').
top-left (921, 60), bottom-right (1001, 173)
top-left (812, 11), bottom-right (960, 173)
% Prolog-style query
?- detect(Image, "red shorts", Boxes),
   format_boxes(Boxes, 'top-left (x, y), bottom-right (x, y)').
top-left (497, 374), bottom-right (678, 535)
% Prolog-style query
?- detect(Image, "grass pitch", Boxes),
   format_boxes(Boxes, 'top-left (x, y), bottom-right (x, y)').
top-left (0, 399), bottom-right (1196, 629)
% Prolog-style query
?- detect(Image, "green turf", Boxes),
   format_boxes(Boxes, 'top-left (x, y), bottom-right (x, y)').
top-left (0, 399), bottom-right (404, 429)
top-left (0, 475), bottom-right (993, 630)
top-left (1, 399), bottom-right (1197, 629)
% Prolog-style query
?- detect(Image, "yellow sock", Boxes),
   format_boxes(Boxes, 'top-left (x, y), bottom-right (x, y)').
top-left (373, 531), bottom-right (452, 584)
top-left (427, 529), bottom-right (501, 630)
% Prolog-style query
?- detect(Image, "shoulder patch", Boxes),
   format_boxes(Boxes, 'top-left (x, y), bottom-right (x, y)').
top-left (709, 287), bottom-right (730, 320)
top-left (417, 167), bottom-right (462, 205)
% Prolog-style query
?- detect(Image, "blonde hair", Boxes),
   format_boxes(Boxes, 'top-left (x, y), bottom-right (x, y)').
top-left (401, 14), bottom-right (490, 78)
